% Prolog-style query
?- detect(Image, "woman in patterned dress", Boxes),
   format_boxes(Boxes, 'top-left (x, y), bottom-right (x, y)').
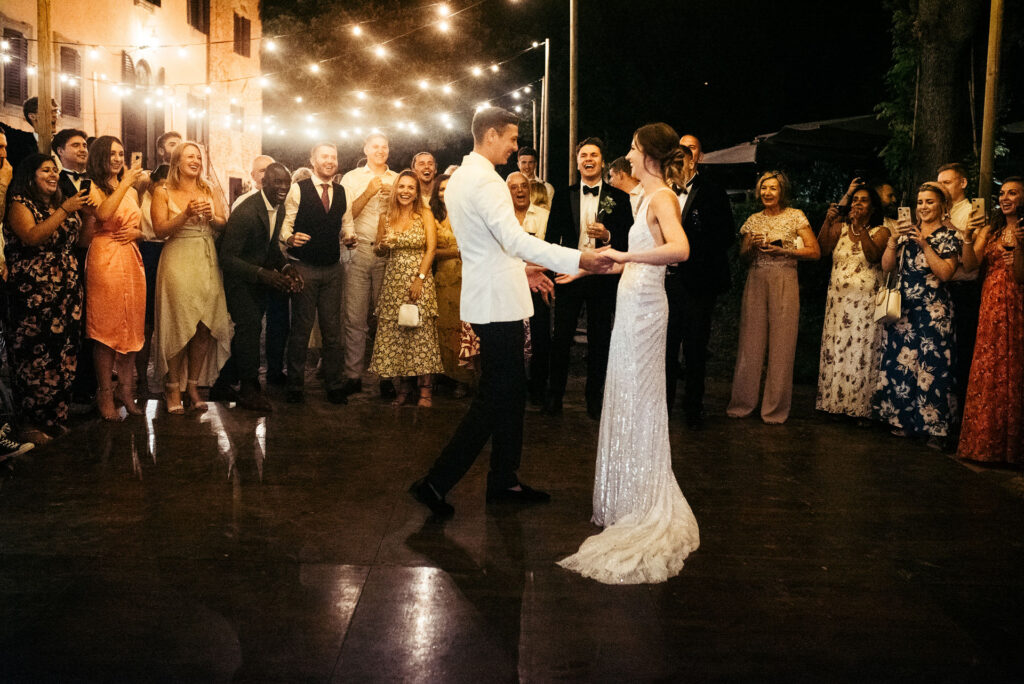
top-left (430, 174), bottom-right (474, 396)
top-left (368, 170), bottom-right (444, 406)
top-left (3, 154), bottom-right (88, 444)
top-left (872, 183), bottom-right (962, 448)
top-left (84, 136), bottom-right (147, 420)
top-left (727, 170), bottom-right (821, 424)
top-left (957, 177), bottom-right (1024, 463)
top-left (815, 184), bottom-right (890, 419)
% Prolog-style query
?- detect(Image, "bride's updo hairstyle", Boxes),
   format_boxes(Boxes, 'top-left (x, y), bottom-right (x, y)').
top-left (634, 122), bottom-right (689, 191)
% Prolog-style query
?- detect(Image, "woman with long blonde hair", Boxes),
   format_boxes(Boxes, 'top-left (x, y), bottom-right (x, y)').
top-left (150, 141), bottom-right (233, 414)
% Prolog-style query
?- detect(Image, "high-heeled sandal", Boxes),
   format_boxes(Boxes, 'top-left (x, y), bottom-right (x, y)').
top-left (186, 379), bottom-right (208, 411)
top-left (417, 384), bottom-right (433, 408)
top-left (164, 383), bottom-right (185, 415)
top-left (96, 386), bottom-right (123, 422)
top-left (115, 382), bottom-right (144, 416)
top-left (392, 380), bottom-right (412, 407)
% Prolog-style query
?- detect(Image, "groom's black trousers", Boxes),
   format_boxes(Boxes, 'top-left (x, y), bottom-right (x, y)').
top-left (429, 320), bottom-right (526, 494)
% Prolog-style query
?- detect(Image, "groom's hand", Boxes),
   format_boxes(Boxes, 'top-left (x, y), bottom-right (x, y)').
top-left (579, 249), bottom-right (614, 273)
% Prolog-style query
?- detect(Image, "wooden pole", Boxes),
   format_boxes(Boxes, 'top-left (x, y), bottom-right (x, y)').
top-left (568, 0), bottom-right (578, 185)
top-left (36, 0), bottom-right (54, 154)
top-left (978, 0), bottom-right (1003, 206)
top-left (541, 38), bottom-right (550, 181)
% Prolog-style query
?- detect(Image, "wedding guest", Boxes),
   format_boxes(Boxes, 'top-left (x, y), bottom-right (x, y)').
top-left (368, 170), bottom-right (443, 406)
top-left (412, 151), bottom-right (437, 203)
top-left (0, 132), bottom-right (10, 277)
top-left (0, 97), bottom-right (60, 171)
top-left (135, 131), bottom-right (181, 397)
top-left (607, 156), bottom-right (643, 216)
top-left (84, 135), bottom-right (147, 420)
top-left (340, 133), bottom-right (399, 399)
top-left (727, 170), bottom-right (820, 424)
top-left (431, 173), bottom-right (475, 396)
top-left (815, 183), bottom-right (889, 420)
top-left (544, 137), bottom-right (632, 419)
top-left (936, 162), bottom-right (983, 425)
top-left (508, 171), bottom-right (552, 403)
top-left (54, 128), bottom-right (89, 191)
top-left (291, 167), bottom-right (313, 184)
top-left (516, 146), bottom-right (553, 203)
top-left (217, 163), bottom-right (302, 411)
top-left (872, 182), bottom-right (961, 447)
top-left (3, 154), bottom-right (87, 443)
top-left (957, 177), bottom-right (1024, 464)
top-left (874, 181), bottom-right (898, 218)
top-left (529, 180), bottom-right (551, 211)
top-left (666, 134), bottom-right (734, 427)
top-left (280, 142), bottom-right (355, 404)
top-left (151, 141), bottom-right (232, 414)
top-left (232, 155), bottom-right (275, 210)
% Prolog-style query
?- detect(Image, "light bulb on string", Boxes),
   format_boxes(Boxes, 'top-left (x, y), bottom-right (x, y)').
top-left (0, 40), bottom-right (9, 50)
top-left (27, 66), bottom-right (38, 75)
top-left (532, 41), bottom-right (539, 48)
top-left (442, 84), bottom-right (453, 94)
top-left (356, 91), bottom-right (367, 100)
top-left (351, 108), bottom-right (362, 117)
top-left (418, 79), bottom-right (429, 90)
top-left (438, 3), bottom-right (451, 16)
top-left (512, 91), bottom-right (521, 99)
top-left (393, 99), bottom-right (403, 108)
top-left (295, 96), bottom-right (303, 103)
top-left (265, 39), bottom-right (277, 52)
top-left (438, 21), bottom-right (450, 32)
top-left (178, 47), bottom-right (187, 58)
top-left (204, 86), bottom-right (212, 94)
top-left (490, 64), bottom-right (499, 73)
top-left (309, 63), bottom-right (320, 73)
top-left (513, 105), bottom-right (522, 113)
top-left (88, 48), bottom-right (99, 59)
top-left (1, 54), bottom-right (10, 65)
top-left (523, 86), bottom-right (532, 93)
top-left (352, 25), bottom-right (363, 37)
top-left (259, 76), bottom-right (270, 87)
top-left (471, 66), bottom-right (482, 77)
top-left (374, 45), bottom-right (387, 58)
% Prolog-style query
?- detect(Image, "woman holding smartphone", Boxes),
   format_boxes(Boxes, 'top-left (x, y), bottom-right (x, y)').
top-left (727, 170), bottom-right (820, 424)
top-left (872, 182), bottom-right (962, 448)
top-left (957, 177), bottom-right (1024, 464)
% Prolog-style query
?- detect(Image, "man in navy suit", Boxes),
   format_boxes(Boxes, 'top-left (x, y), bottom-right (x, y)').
top-left (544, 137), bottom-right (633, 419)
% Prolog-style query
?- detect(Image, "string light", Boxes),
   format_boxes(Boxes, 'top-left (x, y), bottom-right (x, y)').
top-left (0, 40), bottom-right (9, 50)
top-left (295, 95), bottom-right (303, 103)
top-left (438, 21), bottom-right (450, 32)
top-left (309, 63), bottom-right (320, 73)
top-left (523, 86), bottom-right (532, 93)
top-left (418, 79), bottom-right (429, 90)
top-left (490, 64), bottom-right (499, 72)
top-left (442, 84), bottom-right (453, 94)
top-left (393, 99), bottom-right (404, 108)
top-left (88, 48), bottom-right (99, 59)
top-left (352, 25), bottom-right (363, 36)
top-left (265, 39), bottom-right (277, 52)
top-left (356, 91), bottom-right (367, 100)
top-left (374, 45), bottom-right (387, 58)
top-left (437, 3), bottom-right (451, 16)
top-left (471, 66), bottom-right (483, 77)
top-left (259, 76), bottom-right (270, 87)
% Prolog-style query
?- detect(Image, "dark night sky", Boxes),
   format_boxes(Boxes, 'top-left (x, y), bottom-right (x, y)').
top-left (263, 0), bottom-right (893, 183)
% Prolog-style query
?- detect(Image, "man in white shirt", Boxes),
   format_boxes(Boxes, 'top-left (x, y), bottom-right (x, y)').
top-left (409, 107), bottom-right (611, 518)
top-left (231, 155), bottom-right (275, 211)
top-left (411, 151), bottom-right (437, 204)
top-left (339, 133), bottom-right (399, 399)
top-left (279, 142), bottom-right (356, 405)
top-left (607, 156), bottom-right (643, 216)
top-left (515, 146), bottom-right (554, 203)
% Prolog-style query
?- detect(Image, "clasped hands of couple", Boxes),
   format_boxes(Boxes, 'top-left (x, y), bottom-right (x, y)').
top-left (525, 246), bottom-right (626, 301)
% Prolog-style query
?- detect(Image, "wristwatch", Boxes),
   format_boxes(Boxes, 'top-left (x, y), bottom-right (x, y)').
top-left (415, 273), bottom-right (426, 281)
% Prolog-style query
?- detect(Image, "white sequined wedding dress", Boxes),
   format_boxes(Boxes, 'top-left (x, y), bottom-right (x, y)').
top-left (558, 187), bottom-right (700, 584)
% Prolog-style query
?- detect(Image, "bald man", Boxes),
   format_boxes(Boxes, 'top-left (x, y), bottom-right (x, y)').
top-left (232, 155), bottom-right (276, 210)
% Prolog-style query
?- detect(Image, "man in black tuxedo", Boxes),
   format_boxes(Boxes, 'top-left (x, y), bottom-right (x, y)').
top-left (544, 137), bottom-right (633, 419)
top-left (0, 97), bottom-right (59, 171)
top-left (666, 135), bottom-right (735, 428)
top-left (216, 163), bottom-right (302, 411)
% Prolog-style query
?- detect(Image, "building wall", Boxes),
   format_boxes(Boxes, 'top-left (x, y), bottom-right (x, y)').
top-left (0, 0), bottom-right (261, 195)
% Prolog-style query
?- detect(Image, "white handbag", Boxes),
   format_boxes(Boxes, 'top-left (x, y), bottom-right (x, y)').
top-left (874, 245), bottom-right (904, 324)
top-left (398, 303), bottom-right (420, 328)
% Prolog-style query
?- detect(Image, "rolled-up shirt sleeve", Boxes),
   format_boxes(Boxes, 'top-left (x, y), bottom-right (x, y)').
top-left (278, 183), bottom-right (301, 246)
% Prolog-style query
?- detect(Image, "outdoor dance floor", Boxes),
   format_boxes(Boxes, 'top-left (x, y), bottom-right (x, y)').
top-left (2, 380), bottom-right (1023, 682)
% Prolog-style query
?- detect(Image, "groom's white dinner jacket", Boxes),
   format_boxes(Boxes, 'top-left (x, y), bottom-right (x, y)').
top-left (446, 151), bottom-right (580, 324)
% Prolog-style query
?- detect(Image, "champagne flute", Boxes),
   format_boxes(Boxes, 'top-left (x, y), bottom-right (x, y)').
top-left (583, 209), bottom-right (596, 251)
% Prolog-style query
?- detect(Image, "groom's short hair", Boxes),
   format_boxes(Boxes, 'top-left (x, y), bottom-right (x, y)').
top-left (472, 107), bottom-right (519, 144)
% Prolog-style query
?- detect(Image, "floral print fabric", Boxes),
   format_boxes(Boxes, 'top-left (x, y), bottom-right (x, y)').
top-left (872, 225), bottom-right (962, 437)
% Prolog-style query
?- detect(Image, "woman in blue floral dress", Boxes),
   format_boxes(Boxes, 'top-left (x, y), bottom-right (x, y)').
top-left (872, 183), bottom-right (962, 446)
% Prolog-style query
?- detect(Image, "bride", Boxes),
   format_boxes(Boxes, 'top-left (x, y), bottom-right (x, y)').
top-left (557, 123), bottom-right (700, 584)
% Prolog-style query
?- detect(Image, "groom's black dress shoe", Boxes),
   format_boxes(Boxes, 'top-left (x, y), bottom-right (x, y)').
top-left (409, 478), bottom-right (455, 518)
top-left (486, 481), bottom-right (551, 504)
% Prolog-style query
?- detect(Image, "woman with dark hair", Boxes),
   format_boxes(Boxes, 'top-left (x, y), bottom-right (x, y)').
top-left (815, 183), bottom-right (890, 419)
top-left (368, 169), bottom-right (443, 406)
top-left (557, 122), bottom-right (699, 585)
top-left (957, 177), bottom-right (1024, 463)
top-left (727, 170), bottom-right (821, 424)
top-left (3, 154), bottom-right (88, 443)
top-left (430, 173), bottom-right (473, 395)
top-left (84, 135), bottom-right (147, 420)
top-left (151, 141), bottom-right (231, 414)
top-left (872, 182), bottom-right (961, 447)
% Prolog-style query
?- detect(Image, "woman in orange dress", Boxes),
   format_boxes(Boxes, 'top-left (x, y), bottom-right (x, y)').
top-left (957, 177), bottom-right (1024, 464)
top-left (85, 136), bottom-right (147, 420)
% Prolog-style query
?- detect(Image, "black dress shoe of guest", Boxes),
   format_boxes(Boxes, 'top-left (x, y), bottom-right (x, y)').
top-left (409, 478), bottom-right (455, 518)
top-left (209, 383), bottom-right (239, 403)
top-left (541, 397), bottom-right (562, 416)
top-left (326, 389), bottom-right (349, 405)
top-left (237, 390), bottom-right (272, 413)
top-left (380, 380), bottom-right (397, 400)
top-left (486, 481), bottom-right (551, 504)
top-left (339, 378), bottom-right (362, 397)
top-left (286, 390), bottom-right (304, 404)
top-left (266, 371), bottom-right (287, 386)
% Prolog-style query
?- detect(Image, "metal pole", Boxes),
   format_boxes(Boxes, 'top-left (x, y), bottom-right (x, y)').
top-left (978, 0), bottom-right (1003, 206)
top-left (531, 98), bottom-right (537, 150)
top-left (36, 0), bottom-right (54, 154)
top-left (568, 0), bottom-right (578, 185)
top-left (541, 38), bottom-right (550, 182)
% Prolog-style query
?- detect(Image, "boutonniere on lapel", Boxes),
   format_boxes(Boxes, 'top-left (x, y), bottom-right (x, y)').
top-left (598, 194), bottom-right (617, 218)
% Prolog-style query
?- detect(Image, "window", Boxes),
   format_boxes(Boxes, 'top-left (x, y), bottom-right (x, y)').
top-left (233, 14), bottom-right (251, 57)
top-left (187, 0), bottom-right (210, 34)
top-left (187, 93), bottom-right (208, 145)
top-left (231, 104), bottom-right (243, 132)
top-left (3, 29), bottom-right (28, 106)
top-left (60, 47), bottom-right (82, 117)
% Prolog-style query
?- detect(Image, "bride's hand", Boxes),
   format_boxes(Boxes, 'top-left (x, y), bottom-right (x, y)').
top-left (603, 248), bottom-right (630, 263)
top-left (554, 271), bottom-right (585, 285)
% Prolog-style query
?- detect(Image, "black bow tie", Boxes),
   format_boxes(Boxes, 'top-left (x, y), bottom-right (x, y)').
top-left (582, 184), bottom-right (600, 196)
top-left (63, 170), bottom-right (84, 180)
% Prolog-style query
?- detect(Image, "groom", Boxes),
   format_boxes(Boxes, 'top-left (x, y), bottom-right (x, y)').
top-left (410, 107), bottom-right (613, 518)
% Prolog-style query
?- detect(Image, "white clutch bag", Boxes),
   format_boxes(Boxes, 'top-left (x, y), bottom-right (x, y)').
top-left (398, 303), bottom-right (420, 328)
